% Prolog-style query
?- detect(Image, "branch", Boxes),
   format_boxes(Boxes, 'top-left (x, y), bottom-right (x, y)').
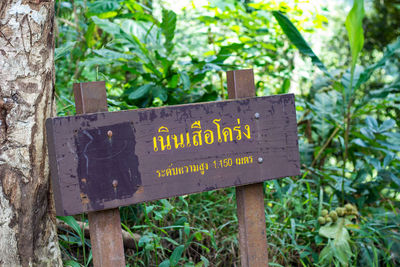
top-left (57, 18), bottom-right (78, 29)
top-left (311, 126), bottom-right (340, 168)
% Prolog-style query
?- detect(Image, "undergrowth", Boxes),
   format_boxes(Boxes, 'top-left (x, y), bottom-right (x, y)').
top-left (55, 0), bottom-right (400, 266)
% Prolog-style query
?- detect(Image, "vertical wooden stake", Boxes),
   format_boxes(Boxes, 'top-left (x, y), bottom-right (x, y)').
top-left (226, 69), bottom-right (269, 267)
top-left (73, 81), bottom-right (126, 267)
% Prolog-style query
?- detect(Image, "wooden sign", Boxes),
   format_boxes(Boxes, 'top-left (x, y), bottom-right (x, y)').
top-left (46, 94), bottom-right (300, 216)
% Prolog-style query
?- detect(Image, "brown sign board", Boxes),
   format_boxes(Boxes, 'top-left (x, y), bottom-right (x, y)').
top-left (46, 94), bottom-right (300, 216)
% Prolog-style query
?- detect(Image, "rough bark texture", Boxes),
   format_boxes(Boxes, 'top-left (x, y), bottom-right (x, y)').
top-left (0, 0), bottom-right (62, 266)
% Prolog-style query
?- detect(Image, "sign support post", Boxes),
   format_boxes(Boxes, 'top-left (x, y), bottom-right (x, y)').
top-left (227, 69), bottom-right (269, 266)
top-left (73, 81), bottom-right (126, 267)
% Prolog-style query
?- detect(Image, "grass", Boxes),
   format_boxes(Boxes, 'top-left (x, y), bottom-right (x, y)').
top-left (58, 172), bottom-right (400, 266)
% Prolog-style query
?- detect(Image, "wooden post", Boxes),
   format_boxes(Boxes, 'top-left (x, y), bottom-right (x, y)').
top-left (73, 81), bottom-right (126, 267)
top-left (227, 69), bottom-right (269, 267)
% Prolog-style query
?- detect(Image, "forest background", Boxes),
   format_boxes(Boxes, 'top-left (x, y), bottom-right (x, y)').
top-left (54, 0), bottom-right (400, 266)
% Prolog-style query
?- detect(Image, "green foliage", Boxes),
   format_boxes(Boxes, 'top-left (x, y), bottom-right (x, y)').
top-left (272, 11), bottom-right (331, 78)
top-left (345, 0), bottom-right (365, 74)
top-left (161, 9), bottom-right (176, 53)
top-left (319, 218), bottom-right (353, 266)
top-left (196, 0), bottom-right (325, 95)
top-left (58, 216), bottom-right (92, 266)
top-left (118, 192), bottom-right (234, 266)
top-left (55, 1), bottom-right (399, 266)
top-left (363, 0), bottom-right (400, 51)
top-left (317, 204), bottom-right (359, 265)
top-left (55, 0), bottom-right (230, 116)
top-left (274, 2), bottom-right (400, 266)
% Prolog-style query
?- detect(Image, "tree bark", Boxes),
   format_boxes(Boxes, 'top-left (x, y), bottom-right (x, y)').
top-left (0, 0), bottom-right (62, 266)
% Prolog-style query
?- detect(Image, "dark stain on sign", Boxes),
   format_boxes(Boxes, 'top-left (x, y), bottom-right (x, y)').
top-left (76, 122), bottom-right (141, 211)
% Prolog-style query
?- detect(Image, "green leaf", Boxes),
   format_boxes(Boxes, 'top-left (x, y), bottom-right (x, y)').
top-left (319, 217), bottom-right (351, 240)
top-left (279, 78), bottom-right (291, 94)
top-left (200, 256), bottom-right (209, 267)
top-left (179, 71), bottom-right (191, 90)
top-left (353, 138), bottom-right (368, 147)
top-left (345, 0), bottom-right (365, 72)
top-left (55, 41), bottom-right (76, 61)
top-left (383, 153), bottom-right (395, 167)
top-left (79, 57), bottom-right (114, 68)
top-left (355, 38), bottom-right (400, 90)
top-left (318, 244), bottom-right (334, 265)
top-left (91, 16), bottom-right (121, 36)
top-left (121, 20), bottom-right (158, 45)
top-left (168, 74), bottom-right (179, 88)
top-left (86, 251), bottom-right (93, 267)
top-left (58, 216), bottom-right (84, 240)
top-left (152, 86), bottom-right (168, 102)
top-left (93, 49), bottom-right (133, 60)
top-left (378, 170), bottom-right (400, 187)
top-left (367, 82), bottom-right (400, 100)
top-left (160, 198), bottom-right (173, 212)
top-left (272, 11), bottom-right (332, 78)
top-left (378, 119), bottom-right (396, 133)
top-left (64, 260), bottom-right (81, 267)
top-left (159, 260), bottom-right (170, 267)
top-left (213, 43), bottom-right (244, 64)
top-left (138, 234), bottom-right (153, 247)
top-left (91, 19), bottom-right (148, 63)
top-left (161, 9), bottom-right (177, 52)
top-left (85, 22), bottom-right (96, 48)
top-left (145, 205), bottom-right (154, 214)
top-left (210, 0), bottom-right (236, 11)
top-left (153, 210), bottom-right (163, 220)
top-left (174, 217), bottom-right (187, 226)
top-left (184, 222), bottom-right (190, 236)
top-left (170, 245), bottom-right (184, 266)
top-left (194, 231), bottom-right (202, 241)
top-left (365, 156), bottom-right (381, 171)
top-left (319, 218), bottom-right (353, 266)
top-left (129, 84), bottom-right (152, 100)
top-left (106, 19), bottom-right (156, 65)
top-left (360, 127), bottom-right (374, 139)
top-left (88, 0), bottom-right (121, 15)
top-left (365, 116), bottom-right (379, 132)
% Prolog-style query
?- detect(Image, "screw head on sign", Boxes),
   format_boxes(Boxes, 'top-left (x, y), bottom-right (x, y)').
top-left (107, 130), bottom-right (113, 138)
top-left (112, 180), bottom-right (118, 188)
top-left (257, 157), bottom-right (263, 163)
top-left (254, 112), bottom-right (260, 119)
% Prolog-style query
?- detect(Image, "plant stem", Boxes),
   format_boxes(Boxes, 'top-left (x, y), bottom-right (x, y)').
top-left (342, 66), bottom-right (355, 204)
top-left (311, 126), bottom-right (340, 168)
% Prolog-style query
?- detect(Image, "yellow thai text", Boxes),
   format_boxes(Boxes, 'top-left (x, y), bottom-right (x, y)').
top-left (153, 118), bottom-right (251, 152)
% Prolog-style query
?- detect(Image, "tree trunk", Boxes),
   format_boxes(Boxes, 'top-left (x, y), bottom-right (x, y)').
top-left (0, 0), bottom-right (62, 266)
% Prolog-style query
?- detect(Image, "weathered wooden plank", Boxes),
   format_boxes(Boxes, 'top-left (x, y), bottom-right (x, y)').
top-left (227, 69), bottom-right (269, 267)
top-left (73, 81), bottom-right (126, 267)
top-left (88, 209), bottom-right (125, 267)
top-left (46, 93), bottom-right (300, 216)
